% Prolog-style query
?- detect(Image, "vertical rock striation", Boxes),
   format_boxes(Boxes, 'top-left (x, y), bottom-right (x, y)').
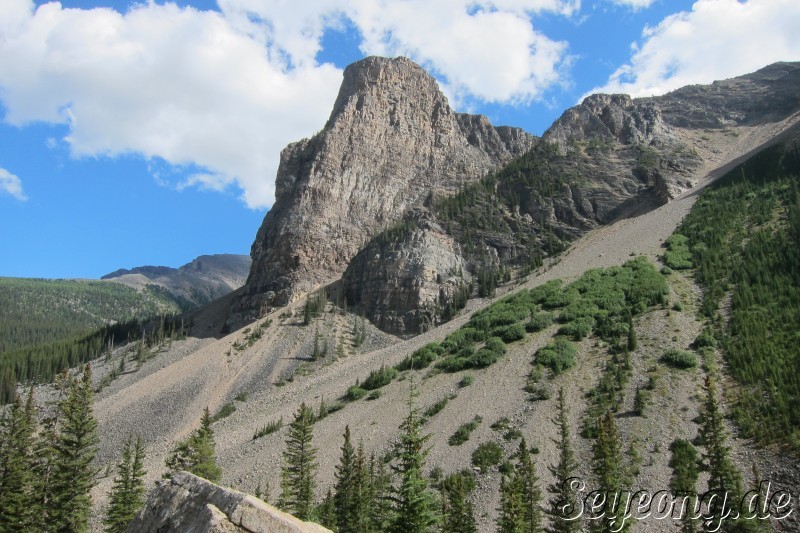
top-left (232, 56), bottom-right (535, 322)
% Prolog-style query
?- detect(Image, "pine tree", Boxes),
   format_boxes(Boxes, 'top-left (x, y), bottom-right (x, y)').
top-left (547, 388), bottom-right (581, 533)
top-left (499, 439), bottom-right (543, 533)
top-left (390, 386), bottom-right (439, 533)
top-left (334, 426), bottom-right (359, 532)
top-left (50, 365), bottom-right (100, 532)
top-left (699, 376), bottom-right (755, 532)
top-left (368, 452), bottom-right (393, 532)
top-left (104, 436), bottom-right (147, 533)
top-left (590, 411), bottom-right (630, 533)
top-left (439, 471), bottom-right (477, 533)
top-left (317, 489), bottom-right (337, 531)
top-left (0, 388), bottom-right (37, 530)
top-left (669, 439), bottom-right (700, 533)
top-left (164, 407), bottom-right (222, 483)
top-left (30, 413), bottom-right (59, 531)
top-left (279, 403), bottom-right (318, 520)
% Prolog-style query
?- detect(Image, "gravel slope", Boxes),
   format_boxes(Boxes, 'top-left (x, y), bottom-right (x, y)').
top-left (84, 115), bottom-right (799, 531)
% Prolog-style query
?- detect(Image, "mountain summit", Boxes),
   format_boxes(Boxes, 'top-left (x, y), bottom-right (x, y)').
top-left (232, 56), bottom-right (535, 322)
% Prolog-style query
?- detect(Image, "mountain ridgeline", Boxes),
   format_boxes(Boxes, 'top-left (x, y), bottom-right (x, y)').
top-left (231, 57), bottom-right (800, 335)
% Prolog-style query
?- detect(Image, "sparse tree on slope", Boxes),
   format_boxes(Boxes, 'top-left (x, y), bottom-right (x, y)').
top-left (0, 388), bottom-right (37, 530)
top-left (390, 386), bottom-right (439, 533)
top-left (280, 403), bottom-right (318, 521)
top-left (547, 388), bottom-right (581, 533)
top-left (51, 365), bottom-right (100, 532)
top-left (164, 406), bottom-right (222, 483)
top-left (104, 436), bottom-right (147, 533)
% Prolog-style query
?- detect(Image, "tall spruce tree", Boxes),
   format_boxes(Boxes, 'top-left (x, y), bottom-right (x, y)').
top-left (498, 439), bottom-right (543, 533)
top-left (334, 425), bottom-right (360, 533)
top-left (30, 413), bottom-right (59, 531)
top-left (104, 436), bottom-right (147, 533)
top-left (669, 439), bottom-right (700, 533)
top-left (390, 386), bottom-right (439, 533)
top-left (590, 411), bottom-right (630, 533)
top-left (164, 407), bottom-right (222, 483)
top-left (0, 388), bottom-right (37, 530)
top-left (698, 376), bottom-right (756, 532)
top-left (279, 403), bottom-right (318, 520)
top-left (368, 452), bottom-right (393, 532)
top-left (51, 365), bottom-right (100, 532)
top-left (547, 388), bottom-right (581, 533)
top-left (439, 470), bottom-right (477, 533)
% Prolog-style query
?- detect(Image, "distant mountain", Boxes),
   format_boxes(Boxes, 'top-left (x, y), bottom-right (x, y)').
top-left (102, 254), bottom-right (251, 308)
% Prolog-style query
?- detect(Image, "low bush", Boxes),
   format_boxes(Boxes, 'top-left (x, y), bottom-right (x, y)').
top-left (423, 397), bottom-right (449, 419)
top-left (472, 442), bottom-right (504, 471)
top-left (252, 418), bottom-right (283, 440)
top-left (449, 416), bottom-right (482, 446)
top-left (535, 338), bottom-right (577, 374)
top-left (558, 316), bottom-right (594, 340)
top-left (211, 403), bottom-right (236, 423)
top-left (459, 374), bottom-right (474, 388)
top-left (346, 385), bottom-right (368, 401)
top-left (362, 365), bottom-right (398, 390)
top-left (662, 349), bottom-right (698, 369)
top-left (525, 311), bottom-right (554, 332)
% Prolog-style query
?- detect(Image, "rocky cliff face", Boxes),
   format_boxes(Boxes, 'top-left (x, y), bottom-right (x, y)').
top-left (232, 56), bottom-right (535, 322)
top-left (128, 472), bottom-right (331, 533)
top-left (234, 58), bottom-right (800, 335)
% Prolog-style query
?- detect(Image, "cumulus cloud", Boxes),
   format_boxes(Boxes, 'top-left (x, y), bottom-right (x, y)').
top-left (588, 0), bottom-right (800, 99)
top-left (0, 168), bottom-right (27, 201)
top-left (0, 0), bottom-right (577, 208)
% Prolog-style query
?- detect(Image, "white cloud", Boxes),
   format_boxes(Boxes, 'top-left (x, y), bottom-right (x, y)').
top-left (0, 168), bottom-right (27, 201)
top-left (606, 0), bottom-right (655, 10)
top-left (588, 0), bottom-right (800, 99)
top-left (0, 0), bottom-right (578, 208)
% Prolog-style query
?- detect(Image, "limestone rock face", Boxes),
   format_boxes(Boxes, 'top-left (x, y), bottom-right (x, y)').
top-left (343, 209), bottom-right (469, 335)
top-left (234, 56), bottom-right (534, 321)
top-left (127, 471), bottom-right (331, 533)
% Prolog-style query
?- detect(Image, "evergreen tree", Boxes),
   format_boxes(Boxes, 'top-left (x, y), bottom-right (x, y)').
top-left (368, 452), bottom-right (393, 532)
top-left (279, 403), bottom-right (318, 520)
top-left (669, 439), bottom-right (700, 533)
top-left (590, 411), bottom-right (630, 533)
top-left (390, 386), bottom-right (439, 533)
top-left (104, 436), bottom-right (147, 533)
top-left (317, 489), bottom-right (337, 531)
top-left (30, 413), bottom-right (59, 531)
top-left (334, 426), bottom-right (359, 533)
top-left (0, 388), bottom-right (37, 530)
top-left (50, 365), bottom-right (100, 532)
top-left (498, 439), bottom-right (543, 533)
top-left (164, 407), bottom-right (222, 483)
top-left (547, 388), bottom-right (581, 533)
top-left (699, 376), bottom-right (754, 532)
top-left (439, 471), bottom-right (477, 533)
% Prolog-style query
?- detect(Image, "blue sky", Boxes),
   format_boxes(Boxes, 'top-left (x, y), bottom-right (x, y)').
top-left (1, 0), bottom-right (799, 279)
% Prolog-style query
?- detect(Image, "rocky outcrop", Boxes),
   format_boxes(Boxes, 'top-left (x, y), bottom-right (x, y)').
top-left (343, 209), bottom-right (470, 335)
top-left (128, 471), bottom-right (331, 533)
top-left (232, 56), bottom-right (535, 322)
top-left (232, 57), bottom-right (800, 335)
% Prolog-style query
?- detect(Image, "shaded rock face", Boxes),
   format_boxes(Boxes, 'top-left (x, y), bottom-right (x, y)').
top-left (128, 471), bottom-right (331, 533)
top-left (233, 56), bottom-right (535, 321)
top-left (343, 209), bottom-right (469, 335)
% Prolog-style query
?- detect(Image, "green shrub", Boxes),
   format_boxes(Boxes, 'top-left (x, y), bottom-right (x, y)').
top-left (449, 416), bottom-right (482, 446)
top-left (211, 402), bottom-right (236, 423)
top-left (499, 323), bottom-right (526, 343)
top-left (693, 328), bottom-right (717, 348)
top-left (662, 349), bottom-right (698, 369)
top-left (663, 234), bottom-right (693, 270)
top-left (503, 428), bottom-right (523, 441)
top-left (490, 417), bottom-right (510, 431)
top-left (362, 365), bottom-right (398, 390)
top-left (346, 385), bottom-right (368, 401)
top-left (436, 357), bottom-right (470, 373)
top-left (367, 390), bottom-right (382, 400)
top-left (558, 316), bottom-right (594, 340)
top-left (468, 348), bottom-right (499, 368)
top-left (396, 345), bottom-right (438, 370)
top-left (459, 374), bottom-right (474, 388)
top-left (471, 442), bottom-right (504, 471)
top-left (252, 418), bottom-right (283, 440)
top-left (484, 336), bottom-right (506, 354)
top-left (423, 397), bottom-right (449, 419)
top-left (525, 311), bottom-right (554, 332)
top-left (535, 338), bottom-right (577, 374)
